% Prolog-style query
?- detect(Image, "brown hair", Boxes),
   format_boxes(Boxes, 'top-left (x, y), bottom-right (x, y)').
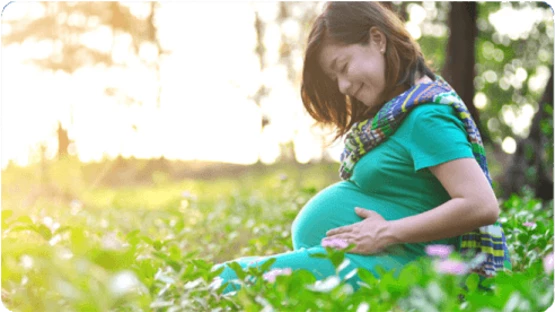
top-left (301, 2), bottom-right (435, 141)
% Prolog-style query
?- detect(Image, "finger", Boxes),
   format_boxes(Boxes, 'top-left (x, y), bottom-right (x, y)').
top-left (325, 234), bottom-right (355, 243)
top-left (326, 226), bottom-right (352, 236)
top-left (321, 236), bottom-right (355, 250)
top-left (355, 207), bottom-right (376, 218)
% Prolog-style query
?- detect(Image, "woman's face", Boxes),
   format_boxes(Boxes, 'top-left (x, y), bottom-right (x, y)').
top-left (318, 28), bottom-right (387, 110)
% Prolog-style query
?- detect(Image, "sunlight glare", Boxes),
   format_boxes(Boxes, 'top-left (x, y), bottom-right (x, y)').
top-left (502, 137), bottom-right (517, 154)
top-left (474, 92), bottom-right (487, 109)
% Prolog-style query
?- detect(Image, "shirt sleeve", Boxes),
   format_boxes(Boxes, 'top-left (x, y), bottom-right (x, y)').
top-left (405, 105), bottom-right (475, 172)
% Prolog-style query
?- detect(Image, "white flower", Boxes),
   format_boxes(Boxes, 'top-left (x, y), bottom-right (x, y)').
top-left (263, 268), bottom-right (292, 282)
top-left (109, 271), bottom-right (142, 297)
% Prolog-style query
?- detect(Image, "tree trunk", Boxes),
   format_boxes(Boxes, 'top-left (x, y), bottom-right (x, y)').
top-left (442, 3), bottom-right (487, 141)
top-left (57, 121), bottom-right (70, 159)
top-left (501, 69), bottom-right (554, 200)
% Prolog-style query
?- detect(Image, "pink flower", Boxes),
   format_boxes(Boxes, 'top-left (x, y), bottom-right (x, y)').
top-left (425, 244), bottom-right (454, 258)
top-left (434, 260), bottom-right (469, 275)
top-left (543, 253), bottom-right (554, 274)
top-left (523, 222), bottom-right (536, 227)
top-left (263, 268), bottom-right (292, 282)
top-left (321, 238), bottom-right (349, 249)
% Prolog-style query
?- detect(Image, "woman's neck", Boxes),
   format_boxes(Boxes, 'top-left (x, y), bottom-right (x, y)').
top-left (390, 73), bottom-right (433, 98)
top-left (415, 74), bottom-right (433, 84)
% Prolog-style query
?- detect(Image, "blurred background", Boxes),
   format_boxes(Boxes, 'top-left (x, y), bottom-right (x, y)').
top-left (1, 1), bottom-right (553, 201)
top-left (1, 3), bottom-right (554, 310)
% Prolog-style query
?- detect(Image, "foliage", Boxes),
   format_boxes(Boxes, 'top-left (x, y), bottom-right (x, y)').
top-left (2, 162), bottom-right (553, 311)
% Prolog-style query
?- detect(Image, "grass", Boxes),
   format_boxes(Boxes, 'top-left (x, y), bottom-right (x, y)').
top-left (1, 159), bottom-right (553, 311)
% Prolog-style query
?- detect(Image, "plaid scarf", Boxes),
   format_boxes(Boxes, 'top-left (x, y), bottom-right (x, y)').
top-left (339, 76), bottom-right (512, 276)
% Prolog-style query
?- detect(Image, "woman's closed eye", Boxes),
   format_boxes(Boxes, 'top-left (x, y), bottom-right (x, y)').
top-left (330, 63), bottom-right (348, 82)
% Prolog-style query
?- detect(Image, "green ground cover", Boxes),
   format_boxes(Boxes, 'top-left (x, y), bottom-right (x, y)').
top-left (1, 162), bottom-right (553, 311)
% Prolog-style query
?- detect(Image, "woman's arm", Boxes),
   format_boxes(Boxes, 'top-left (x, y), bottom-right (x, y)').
top-left (382, 157), bottom-right (500, 246)
top-left (324, 157), bottom-right (500, 254)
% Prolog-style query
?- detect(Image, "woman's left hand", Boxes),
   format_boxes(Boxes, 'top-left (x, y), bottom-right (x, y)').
top-left (323, 207), bottom-right (394, 255)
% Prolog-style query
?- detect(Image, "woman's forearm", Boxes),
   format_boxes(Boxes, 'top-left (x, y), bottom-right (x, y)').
top-left (383, 197), bottom-right (499, 246)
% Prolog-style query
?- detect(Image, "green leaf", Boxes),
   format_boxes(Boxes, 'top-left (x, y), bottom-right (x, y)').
top-left (168, 244), bottom-right (181, 261)
top-left (228, 261), bottom-right (246, 280)
top-left (35, 224), bottom-right (52, 241)
top-left (259, 257), bottom-right (277, 272)
top-left (53, 225), bottom-right (71, 235)
top-left (125, 229), bottom-right (141, 245)
top-left (2, 210), bottom-right (13, 226)
top-left (140, 235), bottom-right (153, 245)
top-left (465, 273), bottom-right (480, 292)
top-left (71, 228), bottom-right (90, 255)
top-left (208, 266), bottom-right (225, 280)
top-left (398, 265), bottom-right (419, 287)
top-left (308, 253), bottom-right (328, 259)
top-left (91, 249), bottom-right (134, 271)
top-left (15, 215), bottom-right (34, 225)
top-left (330, 252), bottom-right (345, 268)
top-left (357, 269), bottom-right (377, 286)
top-left (191, 259), bottom-right (212, 271)
top-left (167, 260), bottom-right (182, 272)
top-left (182, 262), bottom-right (195, 277)
top-left (153, 240), bottom-right (162, 251)
top-left (183, 251), bottom-right (200, 260)
top-left (8, 225), bottom-right (34, 233)
top-left (153, 251), bottom-right (170, 261)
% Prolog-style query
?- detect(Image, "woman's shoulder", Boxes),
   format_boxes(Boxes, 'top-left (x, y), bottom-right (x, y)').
top-left (406, 103), bottom-right (457, 121)
top-left (395, 103), bottom-right (465, 137)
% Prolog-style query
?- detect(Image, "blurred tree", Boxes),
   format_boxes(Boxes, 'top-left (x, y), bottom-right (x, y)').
top-left (39, 143), bottom-right (49, 188)
top-left (249, 11), bottom-right (271, 164)
top-left (502, 69), bottom-right (553, 200)
top-left (442, 2), bottom-right (485, 138)
top-left (3, 2), bottom-right (167, 107)
top-left (474, 2), bottom-right (553, 199)
top-left (277, 141), bottom-right (296, 163)
top-left (272, 2), bottom-right (325, 162)
top-left (3, 2), bottom-right (168, 181)
top-left (249, 3), bottom-right (321, 163)
top-left (370, 2), bottom-right (553, 199)
top-left (56, 121), bottom-right (70, 159)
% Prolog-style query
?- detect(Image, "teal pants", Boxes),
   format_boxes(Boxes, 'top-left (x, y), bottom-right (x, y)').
top-left (212, 204), bottom-right (411, 294)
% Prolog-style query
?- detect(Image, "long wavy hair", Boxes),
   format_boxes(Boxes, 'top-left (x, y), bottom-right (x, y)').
top-left (301, 2), bottom-right (435, 141)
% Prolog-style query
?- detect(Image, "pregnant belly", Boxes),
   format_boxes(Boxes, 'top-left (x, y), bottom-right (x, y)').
top-left (291, 180), bottom-right (411, 250)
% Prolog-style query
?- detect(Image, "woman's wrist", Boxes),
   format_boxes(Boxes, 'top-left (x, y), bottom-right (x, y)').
top-left (380, 221), bottom-right (401, 248)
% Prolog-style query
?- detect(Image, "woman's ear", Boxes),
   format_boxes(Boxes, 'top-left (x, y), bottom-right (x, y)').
top-left (369, 27), bottom-right (387, 53)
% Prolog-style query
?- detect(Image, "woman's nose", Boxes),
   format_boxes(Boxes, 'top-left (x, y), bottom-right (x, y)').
top-left (337, 77), bottom-right (352, 95)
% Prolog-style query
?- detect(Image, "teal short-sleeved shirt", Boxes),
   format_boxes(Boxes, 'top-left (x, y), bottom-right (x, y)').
top-left (292, 104), bottom-right (475, 269)
top-left (350, 103), bottom-right (475, 253)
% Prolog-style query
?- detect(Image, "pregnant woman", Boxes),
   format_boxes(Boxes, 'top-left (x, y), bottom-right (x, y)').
top-left (213, 2), bottom-right (511, 294)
